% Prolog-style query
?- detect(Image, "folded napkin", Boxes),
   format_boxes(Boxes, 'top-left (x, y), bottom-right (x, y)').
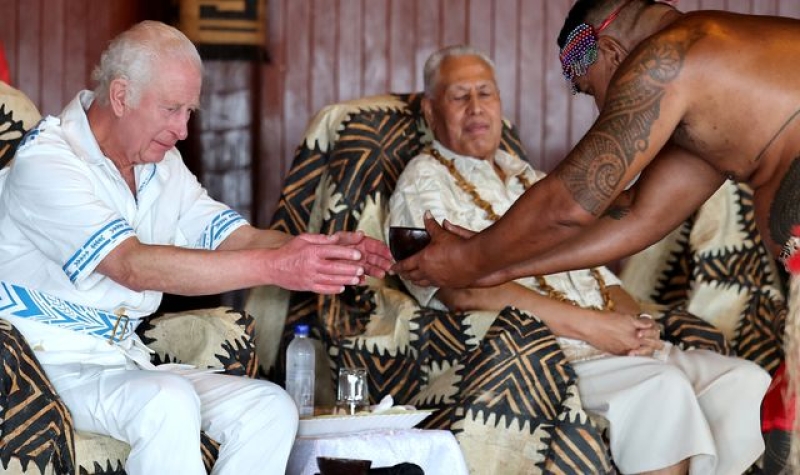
top-left (370, 395), bottom-right (416, 414)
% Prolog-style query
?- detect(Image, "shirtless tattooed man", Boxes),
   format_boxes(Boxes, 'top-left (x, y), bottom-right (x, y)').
top-left (394, 0), bottom-right (800, 465)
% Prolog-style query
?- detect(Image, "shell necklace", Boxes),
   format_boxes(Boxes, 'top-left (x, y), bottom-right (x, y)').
top-left (428, 147), bottom-right (614, 311)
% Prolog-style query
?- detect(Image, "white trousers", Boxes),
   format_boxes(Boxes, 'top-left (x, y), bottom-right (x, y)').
top-left (573, 346), bottom-right (770, 475)
top-left (43, 362), bottom-right (298, 475)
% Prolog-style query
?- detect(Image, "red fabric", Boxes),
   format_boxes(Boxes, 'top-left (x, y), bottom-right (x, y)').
top-left (787, 225), bottom-right (800, 273)
top-left (762, 361), bottom-right (796, 432)
top-left (0, 41), bottom-right (9, 85)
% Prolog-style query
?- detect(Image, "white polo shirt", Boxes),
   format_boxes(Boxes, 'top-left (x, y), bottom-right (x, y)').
top-left (0, 91), bottom-right (245, 360)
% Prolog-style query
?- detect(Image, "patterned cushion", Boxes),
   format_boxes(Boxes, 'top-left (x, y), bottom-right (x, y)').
top-left (450, 307), bottom-right (612, 474)
top-left (0, 81), bottom-right (41, 170)
top-left (0, 319), bottom-right (74, 475)
top-left (138, 307), bottom-right (260, 378)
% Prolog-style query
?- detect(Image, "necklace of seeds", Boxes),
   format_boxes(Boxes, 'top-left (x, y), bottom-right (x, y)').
top-left (427, 147), bottom-right (614, 311)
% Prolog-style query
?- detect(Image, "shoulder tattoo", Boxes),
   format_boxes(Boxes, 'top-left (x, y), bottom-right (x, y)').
top-left (555, 32), bottom-right (703, 216)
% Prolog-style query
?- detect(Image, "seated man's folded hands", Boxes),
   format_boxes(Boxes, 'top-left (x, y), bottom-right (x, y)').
top-left (435, 275), bottom-right (661, 358)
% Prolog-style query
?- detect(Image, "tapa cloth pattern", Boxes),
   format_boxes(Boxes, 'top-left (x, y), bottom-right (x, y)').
top-left (248, 93), bottom-right (735, 474)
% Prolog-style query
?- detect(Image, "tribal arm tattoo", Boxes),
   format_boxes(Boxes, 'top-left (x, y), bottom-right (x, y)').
top-left (555, 32), bottom-right (703, 216)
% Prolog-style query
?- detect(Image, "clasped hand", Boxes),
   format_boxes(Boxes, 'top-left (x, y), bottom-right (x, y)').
top-left (587, 312), bottom-right (664, 358)
top-left (277, 231), bottom-right (393, 294)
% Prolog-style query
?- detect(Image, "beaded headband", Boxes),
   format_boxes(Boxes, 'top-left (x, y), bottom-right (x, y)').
top-left (559, 0), bottom-right (636, 94)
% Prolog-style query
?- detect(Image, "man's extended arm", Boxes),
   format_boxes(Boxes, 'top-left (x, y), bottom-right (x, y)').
top-left (220, 224), bottom-right (393, 281)
top-left (98, 226), bottom-right (393, 296)
top-left (471, 144), bottom-right (726, 286)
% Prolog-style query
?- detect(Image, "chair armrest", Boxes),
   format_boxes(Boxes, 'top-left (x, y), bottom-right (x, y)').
top-left (137, 307), bottom-right (259, 378)
top-left (642, 304), bottom-right (733, 355)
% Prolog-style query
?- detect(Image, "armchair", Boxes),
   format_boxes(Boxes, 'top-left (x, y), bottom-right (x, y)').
top-left (246, 92), bottom-right (739, 474)
top-left (0, 83), bottom-right (261, 475)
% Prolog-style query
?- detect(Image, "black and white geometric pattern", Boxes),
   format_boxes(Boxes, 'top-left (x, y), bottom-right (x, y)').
top-left (259, 92), bottom-right (738, 473)
top-left (621, 181), bottom-right (786, 373)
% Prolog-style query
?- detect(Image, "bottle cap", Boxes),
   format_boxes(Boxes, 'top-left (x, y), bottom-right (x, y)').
top-left (295, 324), bottom-right (310, 336)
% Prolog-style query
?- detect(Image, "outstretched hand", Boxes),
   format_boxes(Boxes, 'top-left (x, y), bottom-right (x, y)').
top-left (392, 212), bottom-right (478, 288)
top-left (273, 234), bottom-right (365, 294)
top-left (329, 230), bottom-right (393, 279)
top-left (279, 231), bottom-right (392, 294)
top-left (274, 231), bottom-right (392, 294)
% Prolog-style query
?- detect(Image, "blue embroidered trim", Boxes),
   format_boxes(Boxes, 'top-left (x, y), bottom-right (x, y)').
top-left (136, 164), bottom-right (157, 196)
top-left (63, 218), bottom-right (135, 283)
top-left (198, 209), bottom-right (245, 250)
top-left (17, 118), bottom-right (47, 151)
top-left (0, 282), bottom-right (137, 342)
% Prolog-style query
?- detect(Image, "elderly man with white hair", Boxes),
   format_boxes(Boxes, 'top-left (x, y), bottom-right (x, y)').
top-left (0, 20), bottom-right (392, 474)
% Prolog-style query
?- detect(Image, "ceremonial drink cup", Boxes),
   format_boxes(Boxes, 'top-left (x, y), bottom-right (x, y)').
top-left (388, 226), bottom-right (431, 261)
top-left (336, 367), bottom-right (369, 416)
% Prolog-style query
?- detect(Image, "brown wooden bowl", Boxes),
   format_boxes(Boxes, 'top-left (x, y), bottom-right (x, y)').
top-left (317, 456), bottom-right (372, 475)
top-left (388, 226), bottom-right (431, 261)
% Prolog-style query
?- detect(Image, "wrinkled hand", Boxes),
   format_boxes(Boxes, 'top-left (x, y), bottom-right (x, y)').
top-left (392, 212), bottom-right (477, 288)
top-left (627, 314), bottom-right (665, 357)
top-left (272, 234), bottom-right (372, 294)
top-left (328, 230), bottom-right (393, 279)
top-left (583, 312), bottom-right (663, 356)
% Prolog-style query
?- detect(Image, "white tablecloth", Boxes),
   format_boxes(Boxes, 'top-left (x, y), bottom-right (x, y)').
top-left (287, 429), bottom-right (468, 475)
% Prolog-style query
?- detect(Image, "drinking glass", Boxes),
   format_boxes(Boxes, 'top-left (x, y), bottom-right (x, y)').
top-left (336, 367), bottom-right (369, 415)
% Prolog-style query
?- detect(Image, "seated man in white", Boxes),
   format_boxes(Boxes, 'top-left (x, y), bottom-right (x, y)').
top-left (386, 44), bottom-right (770, 475)
top-left (0, 21), bottom-right (392, 475)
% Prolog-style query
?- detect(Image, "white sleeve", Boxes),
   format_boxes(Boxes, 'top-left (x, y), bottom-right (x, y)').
top-left (169, 156), bottom-right (248, 250)
top-left (7, 140), bottom-right (135, 286)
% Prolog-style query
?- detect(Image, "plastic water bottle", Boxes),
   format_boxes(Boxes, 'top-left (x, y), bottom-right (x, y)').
top-left (286, 324), bottom-right (315, 417)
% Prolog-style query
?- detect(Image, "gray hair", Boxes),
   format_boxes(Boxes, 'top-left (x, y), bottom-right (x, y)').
top-left (423, 45), bottom-right (496, 98)
top-left (91, 20), bottom-right (202, 107)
